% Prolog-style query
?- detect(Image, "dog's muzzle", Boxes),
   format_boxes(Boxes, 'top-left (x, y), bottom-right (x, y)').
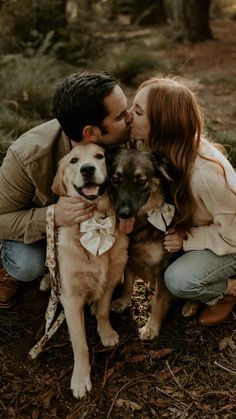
top-left (73, 181), bottom-right (107, 201)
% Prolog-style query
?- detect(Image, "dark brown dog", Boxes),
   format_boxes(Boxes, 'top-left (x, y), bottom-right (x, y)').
top-left (106, 148), bottom-right (176, 340)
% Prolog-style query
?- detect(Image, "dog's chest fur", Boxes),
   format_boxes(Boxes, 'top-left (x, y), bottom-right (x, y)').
top-left (128, 215), bottom-right (173, 284)
top-left (57, 225), bottom-right (110, 303)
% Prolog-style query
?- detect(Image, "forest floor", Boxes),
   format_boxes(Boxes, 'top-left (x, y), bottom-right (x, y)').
top-left (0, 19), bottom-right (236, 419)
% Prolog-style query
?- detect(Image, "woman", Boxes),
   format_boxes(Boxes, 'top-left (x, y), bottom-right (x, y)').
top-left (129, 76), bottom-right (236, 326)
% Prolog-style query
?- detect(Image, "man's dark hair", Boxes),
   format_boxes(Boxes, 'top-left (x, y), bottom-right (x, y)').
top-left (53, 71), bottom-right (118, 141)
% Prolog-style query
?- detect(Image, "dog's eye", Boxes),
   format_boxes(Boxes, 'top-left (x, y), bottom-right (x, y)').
top-left (70, 157), bottom-right (78, 164)
top-left (96, 153), bottom-right (104, 160)
top-left (111, 175), bottom-right (120, 185)
top-left (137, 178), bottom-right (147, 187)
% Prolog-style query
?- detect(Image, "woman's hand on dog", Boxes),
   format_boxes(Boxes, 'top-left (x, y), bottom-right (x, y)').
top-left (164, 228), bottom-right (185, 253)
top-left (54, 196), bottom-right (95, 227)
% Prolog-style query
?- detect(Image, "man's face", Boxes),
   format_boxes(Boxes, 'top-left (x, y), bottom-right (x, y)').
top-left (129, 85), bottom-right (150, 142)
top-left (96, 85), bottom-right (132, 146)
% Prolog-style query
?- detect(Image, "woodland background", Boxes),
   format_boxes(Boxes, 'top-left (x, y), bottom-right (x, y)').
top-left (0, 1), bottom-right (236, 418)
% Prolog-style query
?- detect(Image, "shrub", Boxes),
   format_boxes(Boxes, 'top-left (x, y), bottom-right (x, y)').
top-left (91, 44), bottom-right (169, 86)
top-left (0, 53), bottom-right (75, 163)
top-left (0, 0), bottom-right (66, 54)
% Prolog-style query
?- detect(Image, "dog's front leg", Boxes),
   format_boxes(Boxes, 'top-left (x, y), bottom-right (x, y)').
top-left (96, 285), bottom-right (120, 347)
top-left (139, 282), bottom-right (171, 341)
top-left (96, 256), bottom-right (129, 346)
top-left (111, 266), bottom-right (135, 313)
top-left (61, 295), bottom-right (92, 399)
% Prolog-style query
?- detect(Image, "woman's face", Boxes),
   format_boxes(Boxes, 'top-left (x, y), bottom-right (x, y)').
top-left (130, 85), bottom-right (151, 141)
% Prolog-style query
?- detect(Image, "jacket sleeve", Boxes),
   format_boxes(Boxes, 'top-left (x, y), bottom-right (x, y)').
top-left (0, 148), bottom-right (47, 243)
top-left (183, 161), bottom-right (236, 256)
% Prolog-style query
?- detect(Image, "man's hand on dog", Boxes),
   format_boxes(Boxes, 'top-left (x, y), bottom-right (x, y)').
top-left (54, 196), bottom-right (94, 227)
top-left (164, 228), bottom-right (184, 253)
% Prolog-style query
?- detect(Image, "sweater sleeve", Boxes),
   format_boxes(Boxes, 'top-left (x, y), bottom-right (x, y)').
top-left (183, 160), bottom-right (236, 256)
top-left (0, 148), bottom-right (47, 243)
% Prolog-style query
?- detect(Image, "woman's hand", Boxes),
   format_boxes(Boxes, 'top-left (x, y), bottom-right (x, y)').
top-left (164, 228), bottom-right (185, 253)
top-left (54, 196), bottom-right (95, 227)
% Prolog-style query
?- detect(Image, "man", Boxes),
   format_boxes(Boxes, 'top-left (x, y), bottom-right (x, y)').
top-left (0, 71), bottom-right (132, 308)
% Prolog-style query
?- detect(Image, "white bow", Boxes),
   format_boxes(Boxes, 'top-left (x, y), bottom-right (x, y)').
top-left (147, 203), bottom-right (175, 232)
top-left (80, 215), bottom-right (116, 256)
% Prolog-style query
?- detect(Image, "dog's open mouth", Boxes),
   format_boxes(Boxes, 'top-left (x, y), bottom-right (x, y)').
top-left (119, 218), bottom-right (135, 234)
top-left (73, 182), bottom-right (106, 201)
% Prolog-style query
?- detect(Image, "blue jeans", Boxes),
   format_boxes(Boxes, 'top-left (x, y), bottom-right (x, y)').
top-left (164, 250), bottom-right (236, 304)
top-left (1, 240), bottom-right (47, 282)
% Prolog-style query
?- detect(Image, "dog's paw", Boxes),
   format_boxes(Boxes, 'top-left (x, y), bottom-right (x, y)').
top-left (139, 324), bottom-right (159, 341)
top-left (39, 273), bottom-right (51, 291)
top-left (70, 370), bottom-right (92, 399)
top-left (111, 298), bottom-right (130, 313)
top-left (182, 301), bottom-right (200, 318)
top-left (99, 328), bottom-right (119, 347)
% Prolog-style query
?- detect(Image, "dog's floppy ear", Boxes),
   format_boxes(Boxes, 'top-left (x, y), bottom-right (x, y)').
top-left (151, 151), bottom-right (178, 182)
top-left (51, 160), bottom-right (67, 196)
top-left (105, 146), bottom-right (123, 175)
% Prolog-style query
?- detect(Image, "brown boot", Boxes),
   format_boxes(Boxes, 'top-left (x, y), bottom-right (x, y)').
top-left (0, 268), bottom-right (20, 309)
top-left (198, 295), bottom-right (236, 326)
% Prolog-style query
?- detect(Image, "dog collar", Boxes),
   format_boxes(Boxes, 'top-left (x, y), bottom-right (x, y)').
top-left (147, 203), bottom-right (175, 232)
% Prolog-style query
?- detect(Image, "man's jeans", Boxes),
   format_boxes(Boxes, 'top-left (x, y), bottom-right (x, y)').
top-left (164, 250), bottom-right (236, 304)
top-left (1, 240), bottom-right (47, 282)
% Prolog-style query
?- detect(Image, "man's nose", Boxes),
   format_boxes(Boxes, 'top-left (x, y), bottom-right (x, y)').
top-left (125, 110), bottom-right (133, 125)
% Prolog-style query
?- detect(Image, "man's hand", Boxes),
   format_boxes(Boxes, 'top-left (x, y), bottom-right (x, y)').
top-left (54, 196), bottom-right (95, 227)
top-left (164, 228), bottom-right (184, 253)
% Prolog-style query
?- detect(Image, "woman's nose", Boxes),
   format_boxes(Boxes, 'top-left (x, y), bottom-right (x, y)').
top-left (126, 109), bottom-right (133, 124)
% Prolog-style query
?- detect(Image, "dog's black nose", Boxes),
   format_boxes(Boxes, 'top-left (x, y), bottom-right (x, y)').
top-left (80, 164), bottom-right (95, 177)
top-left (117, 206), bottom-right (133, 219)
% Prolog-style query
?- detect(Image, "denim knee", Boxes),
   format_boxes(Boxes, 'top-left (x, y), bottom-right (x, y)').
top-left (163, 250), bottom-right (236, 304)
top-left (164, 264), bottom-right (190, 299)
top-left (2, 240), bottom-right (47, 282)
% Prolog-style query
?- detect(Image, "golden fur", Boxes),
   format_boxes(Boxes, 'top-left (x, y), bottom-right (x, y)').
top-left (51, 144), bottom-right (128, 399)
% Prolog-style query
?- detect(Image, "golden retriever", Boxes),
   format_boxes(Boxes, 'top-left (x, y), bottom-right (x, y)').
top-left (50, 143), bottom-right (128, 399)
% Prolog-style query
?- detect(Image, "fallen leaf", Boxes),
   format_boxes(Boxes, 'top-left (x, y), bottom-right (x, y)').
top-left (115, 398), bottom-right (142, 411)
top-left (219, 336), bottom-right (236, 351)
top-left (146, 348), bottom-right (173, 359)
top-left (127, 354), bottom-right (147, 363)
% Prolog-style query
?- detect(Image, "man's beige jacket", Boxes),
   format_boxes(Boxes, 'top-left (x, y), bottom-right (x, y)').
top-left (0, 119), bottom-right (71, 243)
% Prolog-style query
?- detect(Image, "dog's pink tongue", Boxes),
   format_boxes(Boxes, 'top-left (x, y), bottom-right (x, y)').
top-left (119, 218), bottom-right (135, 234)
top-left (82, 185), bottom-right (99, 196)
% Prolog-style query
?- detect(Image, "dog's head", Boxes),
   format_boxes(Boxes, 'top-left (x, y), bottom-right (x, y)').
top-left (106, 148), bottom-right (175, 233)
top-left (52, 143), bottom-right (107, 201)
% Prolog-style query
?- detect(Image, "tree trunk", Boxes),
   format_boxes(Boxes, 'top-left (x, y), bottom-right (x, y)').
top-left (172, 0), bottom-right (212, 42)
top-left (132, 0), bottom-right (167, 25)
top-left (65, 0), bottom-right (92, 27)
top-left (110, 0), bottom-right (166, 25)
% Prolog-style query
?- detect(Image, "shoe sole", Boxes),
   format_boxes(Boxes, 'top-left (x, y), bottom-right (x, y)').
top-left (0, 296), bottom-right (18, 309)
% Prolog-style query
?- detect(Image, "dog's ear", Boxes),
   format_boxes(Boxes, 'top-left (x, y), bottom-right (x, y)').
top-left (105, 146), bottom-right (123, 174)
top-left (151, 151), bottom-right (178, 182)
top-left (51, 160), bottom-right (67, 196)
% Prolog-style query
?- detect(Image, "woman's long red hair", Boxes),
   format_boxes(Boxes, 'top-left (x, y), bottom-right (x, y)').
top-left (140, 77), bottom-right (202, 231)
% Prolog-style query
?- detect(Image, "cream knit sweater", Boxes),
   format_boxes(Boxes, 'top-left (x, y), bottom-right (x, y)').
top-left (183, 139), bottom-right (236, 256)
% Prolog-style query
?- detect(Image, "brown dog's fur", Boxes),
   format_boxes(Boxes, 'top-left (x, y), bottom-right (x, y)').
top-left (107, 148), bottom-right (199, 338)
top-left (50, 144), bottom-right (128, 398)
top-left (107, 148), bottom-right (176, 340)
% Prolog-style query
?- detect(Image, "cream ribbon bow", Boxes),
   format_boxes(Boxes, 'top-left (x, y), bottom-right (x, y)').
top-left (147, 203), bottom-right (175, 232)
top-left (80, 215), bottom-right (116, 256)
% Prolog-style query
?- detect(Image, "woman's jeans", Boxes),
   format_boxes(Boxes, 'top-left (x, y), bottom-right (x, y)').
top-left (1, 239), bottom-right (47, 282)
top-left (164, 250), bottom-right (236, 305)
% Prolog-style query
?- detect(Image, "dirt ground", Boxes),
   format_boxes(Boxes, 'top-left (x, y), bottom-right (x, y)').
top-left (1, 19), bottom-right (236, 419)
